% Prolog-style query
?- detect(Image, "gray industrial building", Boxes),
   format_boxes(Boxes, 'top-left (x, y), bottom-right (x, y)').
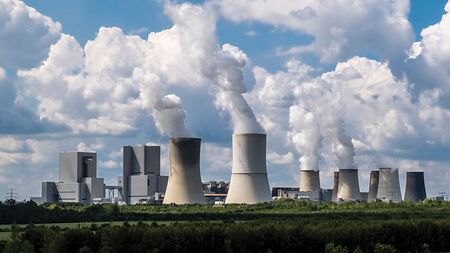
top-left (226, 133), bottom-right (272, 204)
top-left (31, 152), bottom-right (105, 204)
top-left (405, 171), bottom-right (427, 201)
top-left (163, 138), bottom-right (206, 204)
top-left (119, 145), bottom-right (168, 204)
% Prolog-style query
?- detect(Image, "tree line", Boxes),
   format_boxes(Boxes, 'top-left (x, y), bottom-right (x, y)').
top-left (0, 219), bottom-right (446, 253)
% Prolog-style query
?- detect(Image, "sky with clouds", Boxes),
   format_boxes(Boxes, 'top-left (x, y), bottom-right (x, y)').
top-left (1, 0), bottom-right (450, 200)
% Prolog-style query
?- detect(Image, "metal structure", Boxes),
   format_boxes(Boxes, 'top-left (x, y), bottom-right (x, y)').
top-left (122, 145), bottom-right (168, 204)
top-left (300, 170), bottom-right (320, 192)
top-left (404, 171), bottom-right (427, 201)
top-left (332, 171), bottom-right (339, 202)
top-left (226, 133), bottom-right (272, 204)
top-left (376, 168), bottom-right (402, 202)
top-left (163, 138), bottom-right (206, 204)
top-left (337, 169), bottom-right (361, 201)
top-left (367, 170), bottom-right (379, 202)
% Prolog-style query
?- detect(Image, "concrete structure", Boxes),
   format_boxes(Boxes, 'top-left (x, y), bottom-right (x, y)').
top-left (300, 170), bottom-right (320, 192)
top-left (31, 152), bottom-right (105, 204)
top-left (367, 171), bottom-right (379, 202)
top-left (121, 145), bottom-right (168, 204)
top-left (226, 133), bottom-right (272, 204)
top-left (376, 168), bottom-right (402, 202)
top-left (163, 138), bottom-right (206, 204)
top-left (404, 172), bottom-right (427, 201)
top-left (337, 169), bottom-right (361, 201)
top-left (332, 172), bottom-right (339, 202)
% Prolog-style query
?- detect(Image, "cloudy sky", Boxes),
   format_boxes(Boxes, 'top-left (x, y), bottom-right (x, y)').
top-left (1, 0), bottom-right (450, 200)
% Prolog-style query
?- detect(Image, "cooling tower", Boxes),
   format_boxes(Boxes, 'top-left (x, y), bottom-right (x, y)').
top-left (404, 172), bottom-right (427, 201)
top-left (337, 169), bottom-right (361, 201)
top-left (367, 170), bottom-right (379, 202)
top-left (376, 168), bottom-right (402, 202)
top-left (300, 170), bottom-right (320, 192)
top-left (163, 138), bottom-right (206, 204)
top-left (226, 133), bottom-right (272, 204)
top-left (332, 172), bottom-right (339, 202)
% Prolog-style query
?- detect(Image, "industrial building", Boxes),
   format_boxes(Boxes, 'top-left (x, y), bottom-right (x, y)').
top-left (337, 169), bottom-right (362, 201)
top-left (119, 145), bottom-right (168, 204)
top-left (367, 170), bottom-right (379, 202)
top-left (376, 168), bottom-right (402, 202)
top-left (31, 152), bottom-right (105, 204)
top-left (226, 133), bottom-right (272, 204)
top-left (300, 170), bottom-right (320, 192)
top-left (163, 138), bottom-right (206, 204)
top-left (404, 171), bottom-right (427, 201)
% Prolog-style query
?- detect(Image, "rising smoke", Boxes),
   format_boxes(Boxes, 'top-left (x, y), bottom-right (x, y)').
top-left (290, 80), bottom-right (356, 170)
top-left (289, 106), bottom-right (322, 171)
top-left (166, 3), bottom-right (264, 134)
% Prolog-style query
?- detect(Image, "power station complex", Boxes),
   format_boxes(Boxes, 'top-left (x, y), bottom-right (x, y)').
top-left (32, 134), bottom-right (428, 205)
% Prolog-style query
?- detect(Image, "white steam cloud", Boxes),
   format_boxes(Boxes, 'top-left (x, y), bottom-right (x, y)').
top-left (289, 106), bottom-right (322, 171)
top-left (166, 3), bottom-right (263, 134)
top-left (291, 76), bottom-right (356, 170)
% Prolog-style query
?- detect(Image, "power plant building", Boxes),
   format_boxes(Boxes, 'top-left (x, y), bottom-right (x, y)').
top-left (376, 168), bottom-right (402, 202)
top-left (300, 170), bottom-right (320, 192)
top-left (367, 171), bottom-right (379, 202)
top-left (404, 171), bottom-right (427, 201)
top-left (163, 138), bottom-right (206, 204)
top-left (31, 152), bottom-right (105, 204)
top-left (120, 145), bottom-right (168, 204)
top-left (332, 171), bottom-right (339, 202)
top-left (337, 169), bottom-right (361, 201)
top-left (226, 133), bottom-right (272, 204)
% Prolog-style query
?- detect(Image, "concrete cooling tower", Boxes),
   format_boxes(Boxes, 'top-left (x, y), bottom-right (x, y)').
top-left (367, 171), bottom-right (379, 202)
top-left (337, 169), bottom-right (361, 201)
top-left (163, 138), bottom-right (206, 204)
top-left (300, 170), bottom-right (320, 192)
top-left (376, 168), bottom-right (402, 202)
top-left (332, 172), bottom-right (339, 202)
top-left (404, 172), bottom-right (427, 201)
top-left (226, 133), bottom-right (272, 204)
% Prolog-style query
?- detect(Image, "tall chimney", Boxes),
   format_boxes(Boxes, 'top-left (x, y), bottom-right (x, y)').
top-left (367, 170), bottom-right (379, 202)
top-left (404, 171), bottom-right (426, 201)
top-left (163, 138), bottom-right (206, 204)
top-left (376, 168), bottom-right (402, 202)
top-left (300, 170), bottom-right (320, 192)
top-left (332, 171), bottom-right (339, 202)
top-left (337, 169), bottom-right (361, 201)
top-left (226, 133), bottom-right (271, 204)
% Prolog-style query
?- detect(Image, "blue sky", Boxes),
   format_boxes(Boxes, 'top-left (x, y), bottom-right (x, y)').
top-left (2, 0), bottom-right (450, 200)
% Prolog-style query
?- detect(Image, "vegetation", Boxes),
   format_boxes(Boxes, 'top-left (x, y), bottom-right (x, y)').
top-left (1, 199), bottom-right (450, 252)
top-left (2, 198), bottom-right (450, 224)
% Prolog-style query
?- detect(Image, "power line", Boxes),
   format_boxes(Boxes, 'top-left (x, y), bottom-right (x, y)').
top-left (5, 188), bottom-right (18, 200)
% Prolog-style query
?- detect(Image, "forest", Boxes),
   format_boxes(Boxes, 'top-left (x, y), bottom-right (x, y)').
top-left (1, 199), bottom-right (450, 252)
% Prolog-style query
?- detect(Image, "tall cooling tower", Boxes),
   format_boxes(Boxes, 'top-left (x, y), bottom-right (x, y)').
top-left (332, 172), bottom-right (339, 202)
top-left (226, 133), bottom-right (272, 204)
top-left (337, 169), bottom-right (361, 201)
top-left (404, 172), bottom-right (426, 201)
top-left (163, 138), bottom-right (206, 204)
top-left (300, 170), bottom-right (320, 192)
top-left (376, 168), bottom-right (402, 202)
top-left (367, 170), bottom-right (379, 202)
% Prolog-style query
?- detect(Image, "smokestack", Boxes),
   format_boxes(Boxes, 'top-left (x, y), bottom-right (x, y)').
top-left (367, 170), bottom-right (379, 202)
top-left (376, 168), bottom-right (402, 202)
top-left (163, 138), bottom-right (206, 204)
top-left (337, 169), bottom-right (361, 201)
top-left (404, 171), bottom-right (426, 201)
top-left (226, 133), bottom-right (271, 204)
top-left (300, 170), bottom-right (320, 192)
top-left (332, 172), bottom-right (339, 202)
